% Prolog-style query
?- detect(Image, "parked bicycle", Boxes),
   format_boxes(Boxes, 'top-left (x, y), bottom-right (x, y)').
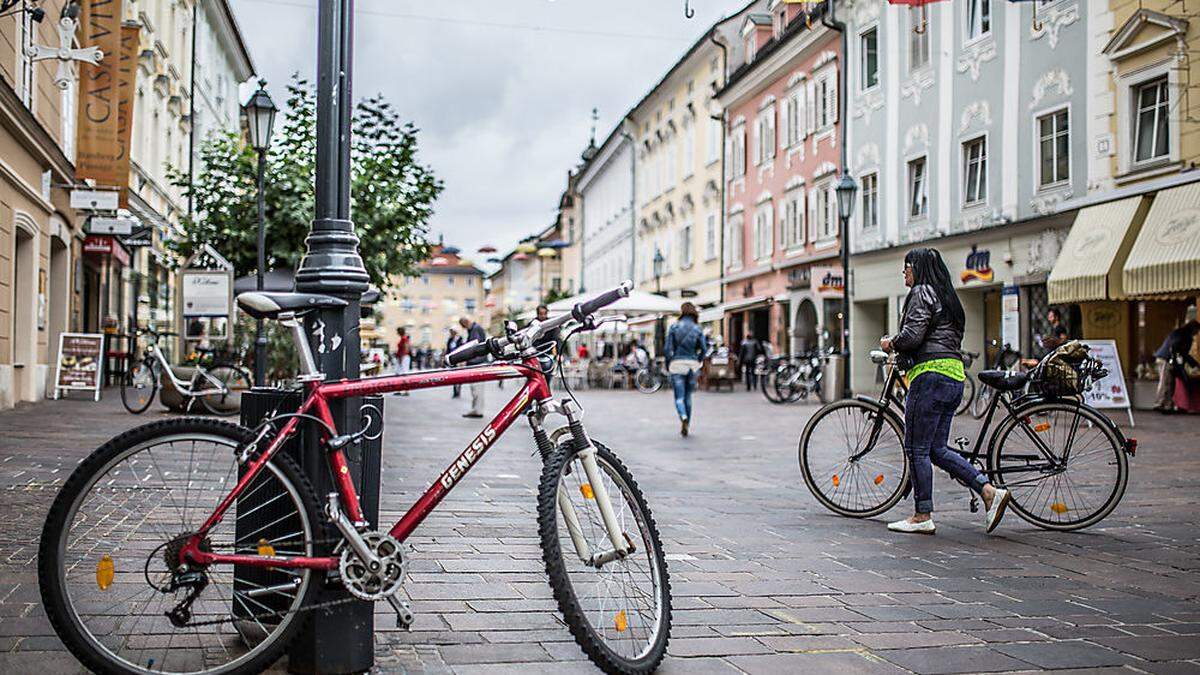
top-left (40, 281), bottom-right (671, 675)
top-left (798, 344), bottom-right (1134, 531)
top-left (121, 327), bottom-right (252, 416)
top-left (634, 357), bottom-right (670, 394)
top-left (760, 350), bottom-right (828, 404)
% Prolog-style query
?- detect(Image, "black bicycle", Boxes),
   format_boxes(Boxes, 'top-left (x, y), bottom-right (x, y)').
top-left (798, 346), bottom-right (1134, 531)
top-left (971, 341), bottom-right (1023, 419)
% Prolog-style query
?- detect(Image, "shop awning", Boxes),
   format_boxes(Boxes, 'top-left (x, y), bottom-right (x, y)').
top-left (1047, 196), bottom-right (1148, 304)
top-left (1122, 181), bottom-right (1200, 297)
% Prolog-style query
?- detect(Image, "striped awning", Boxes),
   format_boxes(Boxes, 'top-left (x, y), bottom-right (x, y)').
top-left (1123, 181), bottom-right (1200, 297)
top-left (1047, 196), bottom-right (1149, 304)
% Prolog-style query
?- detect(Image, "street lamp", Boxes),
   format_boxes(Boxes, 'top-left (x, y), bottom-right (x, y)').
top-left (652, 247), bottom-right (665, 295)
top-left (834, 173), bottom-right (857, 399)
top-left (243, 79), bottom-right (277, 387)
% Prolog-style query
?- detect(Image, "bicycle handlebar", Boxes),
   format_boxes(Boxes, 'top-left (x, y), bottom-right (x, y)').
top-left (444, 338), bottom-right (498, 367)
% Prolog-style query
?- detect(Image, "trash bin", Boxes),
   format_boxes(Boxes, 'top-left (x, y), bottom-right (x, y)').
top-left (822, 354), bottom-right (844, 402)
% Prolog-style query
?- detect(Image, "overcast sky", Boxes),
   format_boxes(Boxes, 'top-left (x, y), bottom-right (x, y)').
top-left (231, 0), bottom-right (739, 265)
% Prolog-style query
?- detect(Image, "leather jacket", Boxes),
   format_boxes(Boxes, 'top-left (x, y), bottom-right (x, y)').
top-left (891, 285), bottom-right (964, 367)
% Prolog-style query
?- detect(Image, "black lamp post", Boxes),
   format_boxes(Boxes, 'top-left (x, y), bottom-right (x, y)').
top-left (834, 173), bottom-right (857, 399)
top-left (243, 79), bottom-right (277, 387)
top-left (652, 247), bottom-right (665, 295)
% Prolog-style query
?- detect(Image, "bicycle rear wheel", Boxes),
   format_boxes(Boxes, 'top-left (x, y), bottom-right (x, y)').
top-left (39, 418), bottom-right (321, 675)
top-left (538, 440), bottom-right (670, 674)
top-left (799, 400), bottom-right (909, 518)
top-left (122, 360), bottom-right (158, 414)
top-left (198, 365), bottom-right (252, 416)
top-left (972, 385), bottom-right (993, 419)
top-left (988, 401), bottom-right (1127, 531)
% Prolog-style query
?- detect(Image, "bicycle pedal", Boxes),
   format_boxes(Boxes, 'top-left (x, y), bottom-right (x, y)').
top-left (387, 594), bottom-right (414, 630)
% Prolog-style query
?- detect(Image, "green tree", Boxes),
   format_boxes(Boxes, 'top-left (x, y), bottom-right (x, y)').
top-left (168, 77), bottom-right (441, 289)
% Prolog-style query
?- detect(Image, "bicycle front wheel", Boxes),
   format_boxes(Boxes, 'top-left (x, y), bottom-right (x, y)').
top-left (538, 440), bottom-right (670, 674)
top-left (198, 365), bottom-right (252, 416)
top-left (956, 374), bottom-right (975, 416)
top-left (988, 401), bottom-right (1128, 531)
top-left (38, 418), bottom-right (322, 675)
top-left (799, 400), bottom-right (909, 517)
top-left (634, 368), bottom-right (662, 394)
top-left (121, 360), bottom-right (158, 414)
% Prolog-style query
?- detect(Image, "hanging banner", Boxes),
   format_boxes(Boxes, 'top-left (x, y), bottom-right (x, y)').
top-left (75, 0), bottom-right (124, 187)
top-left (115, 23), bottom-right (140, 207)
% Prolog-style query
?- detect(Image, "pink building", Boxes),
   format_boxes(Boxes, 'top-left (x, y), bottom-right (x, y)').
top-left (717, 4), bottom-right (844, 356)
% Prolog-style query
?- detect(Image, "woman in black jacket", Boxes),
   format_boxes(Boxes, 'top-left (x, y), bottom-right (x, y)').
top-left (880, 248), bottom-right (1011, 535)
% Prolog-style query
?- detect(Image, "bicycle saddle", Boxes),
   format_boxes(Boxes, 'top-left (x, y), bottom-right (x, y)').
top-left (237, 291), bottom-right (347, 319)
top-left (978, 369), bottom-right (1029, 391)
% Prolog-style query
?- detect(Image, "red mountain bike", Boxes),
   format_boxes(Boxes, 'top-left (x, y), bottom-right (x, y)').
top-left (39, 281), bottom-right (671, 675)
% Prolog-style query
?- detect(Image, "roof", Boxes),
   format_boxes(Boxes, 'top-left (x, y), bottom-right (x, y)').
top-left (418, 245), bottom-right (483, 276)
top-left (209, 0), bottom-right (256, 79)
top-left (719, 3), bottom-right (829, 96)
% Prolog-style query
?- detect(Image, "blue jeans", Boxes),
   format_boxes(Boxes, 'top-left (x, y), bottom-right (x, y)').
top-left (670, 371), bottom-right (697, 421)
top-left (904, 372), bottom-right (988, 513)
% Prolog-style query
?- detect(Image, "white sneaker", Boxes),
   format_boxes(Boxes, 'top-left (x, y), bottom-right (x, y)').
top-left (887, 518), bottom-right (936, 534)
top-left (985, 489), bottom-right (1012, 533)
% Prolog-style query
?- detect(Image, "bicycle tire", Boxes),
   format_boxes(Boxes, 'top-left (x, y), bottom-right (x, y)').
top-left (955, 373), bottom-right (975, 416)
top-left (971, 385), bottom-right (993, 419)
top-left (38, 417), bottom-right (322, 675)
top-left (764, 365), bottom-right (793, 404)
top-left (634, 368), bottom-right (662, 394)
top-left (987, 401), bottom-right (1127, 531)
top-left (121, 360), bottom-right (158, 414)
top-left (538, 440), bottom-right (671, 674)
top-left (798, 399), bottom-right (909, 518)
top-left (198, 365), bottom-right (253, 416)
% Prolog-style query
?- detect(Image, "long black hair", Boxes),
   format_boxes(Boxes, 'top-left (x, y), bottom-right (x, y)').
top-left (903, 248), bottom-right (965, 330)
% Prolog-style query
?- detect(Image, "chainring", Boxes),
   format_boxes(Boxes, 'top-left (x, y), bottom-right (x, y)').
top-left (337, 532), bottom-right (407, 601)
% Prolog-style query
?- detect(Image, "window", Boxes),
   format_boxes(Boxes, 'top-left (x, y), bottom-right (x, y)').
top-left (966, 0), bottom-right (991, 41)
top-left (861, 28), bottom-right (879, 90)
top-left (679, 223), bottom-right (693, 268)
top-left (401, 296), bottom-right (414, 312)
top-left (729, 124), bottom-right (747, 178)
top-left (754, 202), bottom-right (774, 260)
top-left (963, 136), bottom-right (988, 205)
top-left (756, 106), bottom-right (776, 165)
top-left (785, 89), bottom-right (803, 147)
top-left (907, 156), bottom-right (929, 219)
top-left (1133, 77), bottom-right (1169, 164)
top-left (707, 118), bottom-right (721, 164)
top-left (861, 173), bottom-right (879, 229)
top-left (683, 121), bottom-right (695, 177)
top-left (420, 296), bottom-right (432, 315)
top-left (815, 71), bottom-right (838, 130)
top-left (447, 276), bottom-right (454, 287)
top-left (1037, 109), bottom-right (1070, 188)
top-left (705, 213), bottom-right (718, 260)
top-left (811, 181), bottom-right (837, 241)
top-left (465, 298), bottom-right (477, 313)
top-left (467, 277), bottom-right (475, 287)
top-left (909, 12), bottom-right (930, 71)
top-left (19, 11), bottom-right (36, 107)
top-left (725, 213), bottom-right (744, 268)
top-left (783, 191), bottom-right (804, 248)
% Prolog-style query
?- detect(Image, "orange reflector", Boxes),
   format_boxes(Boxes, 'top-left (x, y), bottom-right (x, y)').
top-left (96, 554), bottom-right (114, 590)
top-left (580, 483), bottom-right (594, 500)
top-left (1050, 502), bottom-right (1068, 514)
top-left (614, 610), bottom-right (628, 632)
top-left (874, 474), bottom-right (885, 485)
top-left (831, 474), bottom-right (840, 488)
top-left (1034, 422), bottom-right (1051, 432)
top-left (257, 538), bottom-right (276, 556)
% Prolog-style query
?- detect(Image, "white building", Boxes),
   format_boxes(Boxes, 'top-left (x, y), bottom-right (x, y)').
top-left (578, 124), bottom-right (636, 293)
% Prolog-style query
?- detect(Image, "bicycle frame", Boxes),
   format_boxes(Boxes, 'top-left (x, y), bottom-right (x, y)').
top-left (180, 351), bottom-right (629, 573)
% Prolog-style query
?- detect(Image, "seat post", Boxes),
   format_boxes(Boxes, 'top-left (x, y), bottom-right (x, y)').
top-left (280, 313), bottom-right (321, 379)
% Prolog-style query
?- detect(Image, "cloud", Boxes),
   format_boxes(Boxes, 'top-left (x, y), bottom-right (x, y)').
top-left (232, 0), bottom-right (736, 261)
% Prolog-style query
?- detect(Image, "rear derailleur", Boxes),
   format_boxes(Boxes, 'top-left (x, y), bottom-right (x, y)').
top-left (165, 571), bottom-right (209, 628)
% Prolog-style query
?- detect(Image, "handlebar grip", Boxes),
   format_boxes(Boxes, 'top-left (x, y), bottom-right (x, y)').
top-left (572, 280), bottom-right (633, 321)
top-left (445, 339), bottom-right (493, 367)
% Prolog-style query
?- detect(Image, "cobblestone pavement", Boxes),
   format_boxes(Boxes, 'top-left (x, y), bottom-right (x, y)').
top-left (1, 383), bottom-right (1198, 674)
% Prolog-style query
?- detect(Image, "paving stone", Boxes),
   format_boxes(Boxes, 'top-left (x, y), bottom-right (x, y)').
top-left (729, 651), bottom-right (908, 675)
top-left (1096, 636), bottom-right (1200, 661)
top-left (668, 637), bottom-right (774, 657)
top-left (878, 645), bottom-right (1039, 673)
top-left (992, 640), bottom-right (1133, 669)
top-left (850, 630), bottom-right (983, 650)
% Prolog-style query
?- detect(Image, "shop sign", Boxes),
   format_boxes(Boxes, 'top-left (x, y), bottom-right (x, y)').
top-left (54, 333), bottom-right (105, 401)
top-left (960, 245), bottom-right (994, 284)
top-left (121, 225), bottom-right (153, 248)
top-left (810, 266), bottom-right (845, 298)
top-left (83, 235), bottom-right (130, 265)
top-left (70, 188), bottom-right (119, 211)
top-left (182, 272), bottom-right (231, 317)
top-left (1001, 286), bottom-right (1020, 350)
top-left (87, 215), bottom-right (134, 236)
top-left (75, 0), bottom-right (124, 187)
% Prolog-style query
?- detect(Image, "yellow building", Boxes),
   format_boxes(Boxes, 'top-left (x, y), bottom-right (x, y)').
top-left (629, 29), bottom-right (728, 311)
top-left (378, 245), bottom-right (484, 351)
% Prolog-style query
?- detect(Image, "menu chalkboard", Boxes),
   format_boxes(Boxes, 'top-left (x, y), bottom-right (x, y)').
top-left (54, 333), bottom-right (105, 401)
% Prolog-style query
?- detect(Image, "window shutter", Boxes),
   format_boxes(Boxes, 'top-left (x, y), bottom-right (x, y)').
top-left (780, 101), bottom-right (789, 150)
top-left (827, 185), bottom-right (837, 239)
top-left (806, 81), bottom-right (816, 134)
top-left (827, 72), bottom-right (838, 125)
top-left (724, 137), bottom-right (732, 179)
top-left (767, 109), bottom-right (776, 158)
top-left (807, 192), bottom-right (817, 242)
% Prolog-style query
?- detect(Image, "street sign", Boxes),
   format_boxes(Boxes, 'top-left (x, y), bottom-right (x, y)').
top-left (87, 216), bottom-right (134, 235)
top-left (70, 189), bottom-right (119, 211)
top-left (121, 225), bottom-right (153, 247)
top-left (54, 333), bottom-right (105, 401)
top-left (182, 272), bottom-right (231, 316)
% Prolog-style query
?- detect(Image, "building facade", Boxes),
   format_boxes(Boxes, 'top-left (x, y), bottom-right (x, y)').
top-left (717, 2), bottom-right (844, 355)
top-left (578, 124), bottom-right (636, 295)
top-left (629, 29), bottom-right (728, 311)
top-left (1, 0), bottom-right (85, 407)
top-left (844, 0), bottom-right (1094, 392)
top-left (379, 245), bottom-right (484, 350)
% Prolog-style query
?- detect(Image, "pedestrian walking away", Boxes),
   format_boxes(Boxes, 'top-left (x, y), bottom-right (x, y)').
top-left (446, 327), bottom-right (464, 398)
top-left (879, 247), bottom-right (1011, 535)
top-left (665, 302), bottom-right (707, 437)
top-left (394, 327), bottom-right (412, 396)
top-left (458, 316), bottom-right (488, 417)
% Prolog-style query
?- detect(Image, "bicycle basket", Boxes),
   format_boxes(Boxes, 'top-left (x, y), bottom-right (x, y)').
top-left (1029, 341), bottom-right (1090, 398)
